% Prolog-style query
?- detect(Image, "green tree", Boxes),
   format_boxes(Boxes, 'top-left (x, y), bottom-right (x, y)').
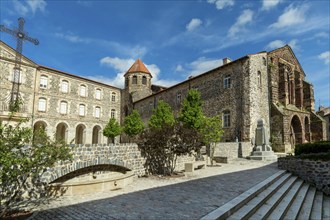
top-left (123, 110), bottom-right (145, 142)
top-left (149, 100), bottom-right (175, 129)
top-left (199, 115), bottom-right (224, 165)
top-left (179, 89), bottom-right (204, 129)
top-left (0, 119), bottom-right (72, 217)
top-left (103, 118), bottom-right (122, 144)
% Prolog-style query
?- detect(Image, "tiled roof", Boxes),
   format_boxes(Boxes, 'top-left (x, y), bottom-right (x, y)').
top-left (125, 59), bottom-right (152, 77)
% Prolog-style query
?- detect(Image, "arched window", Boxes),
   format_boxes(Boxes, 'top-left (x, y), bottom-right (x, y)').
top-left (111, 92), bottom-right (116, 102)
top-left (80, 85), bottom-right (86, 97)
top-left (95, 89), bottom-right (101, 100)
top-left (111, 109), bottom-right (116, 118)
top-left (95, 106), bottom-right (101, 118)
top-left (224, 75), bottom-right (231, 89)
top-left (125, 77), bottom-right (129, 87)
top-left (223, 110), bottom-right (231, 128)
top-left (79, 104), bottom-right (86, 116)
top-left (40, 75), bottom-right (48, 89)
top-left (132, 76), bottom-right (137, 84)
top-left (38, 98), bottom-right (46, 112)
top-left (142, 76), bottom-right (147, 85)
top-left (61, 80), bottom-right (69, 93)
top-left (60, 101), bottom-right (68, 114)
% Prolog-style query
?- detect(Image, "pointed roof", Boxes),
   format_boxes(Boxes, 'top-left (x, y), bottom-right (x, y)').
top-left (124, 59), bottom-right (152, 77)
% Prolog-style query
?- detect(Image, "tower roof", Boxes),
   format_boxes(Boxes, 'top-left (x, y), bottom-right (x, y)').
top-left (124, 59), bottom-right (152, 77)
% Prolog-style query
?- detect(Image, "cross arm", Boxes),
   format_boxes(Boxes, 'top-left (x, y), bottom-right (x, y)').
top-left (23, 35), bottom-right (39, 45)
top-left (0, 25), bottom-right (18, 37)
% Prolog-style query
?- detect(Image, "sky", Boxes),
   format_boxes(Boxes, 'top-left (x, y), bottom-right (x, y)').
top-left (1, 0), bottom-right (329, 109)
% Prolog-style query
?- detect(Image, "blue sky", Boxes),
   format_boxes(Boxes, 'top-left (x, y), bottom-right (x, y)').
top-left (1, 0), bottom-right (329, 109)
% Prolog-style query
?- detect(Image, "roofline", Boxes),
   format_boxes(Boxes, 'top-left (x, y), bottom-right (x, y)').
top-left (134, 54), bottom-right (249, 104)
top-left (0, 40), bottom-right (38, 67)
top-left (268, 44), bottom-right (306, 76)
top-left (38, 65), bottom-right (121, 90)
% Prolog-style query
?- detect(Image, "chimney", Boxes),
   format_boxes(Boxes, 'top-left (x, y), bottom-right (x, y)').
top-left (223, 57), bottom-right (231, 65)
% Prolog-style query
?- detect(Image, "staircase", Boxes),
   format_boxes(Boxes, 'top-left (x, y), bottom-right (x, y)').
top-left (201, 170), bottom-right (330, 220)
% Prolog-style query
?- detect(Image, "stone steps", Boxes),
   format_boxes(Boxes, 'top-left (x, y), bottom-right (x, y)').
top-left (201, 171), bottom-right (330, 220)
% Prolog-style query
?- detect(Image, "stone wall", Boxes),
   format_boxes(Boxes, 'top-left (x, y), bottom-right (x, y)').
top-left (213, 141), bottom-right (253, 160)
top-left (45, 143), bottom-right (195, 183)
top-left (278, 157), bottom-right (330, 195)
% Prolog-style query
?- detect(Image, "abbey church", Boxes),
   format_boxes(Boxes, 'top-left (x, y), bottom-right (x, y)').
top-left (0, 40), bottom-right (326, 152)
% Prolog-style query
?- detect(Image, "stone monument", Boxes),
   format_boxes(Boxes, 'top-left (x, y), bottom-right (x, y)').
top-left (250, 119), bottom-right (277, 161)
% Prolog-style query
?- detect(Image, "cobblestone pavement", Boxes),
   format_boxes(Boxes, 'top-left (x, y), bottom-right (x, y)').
top-left (29, 159), bottom-right (279, 220)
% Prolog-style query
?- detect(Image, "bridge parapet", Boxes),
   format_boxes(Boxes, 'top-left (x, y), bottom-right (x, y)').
top-left (43, 143), bottom-right (146, 184)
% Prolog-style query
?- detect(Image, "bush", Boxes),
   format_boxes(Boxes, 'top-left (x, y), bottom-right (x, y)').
top-left (295, 141), bottom-right (330, 156)
top-left (297, 152), bottom-right (330, 161)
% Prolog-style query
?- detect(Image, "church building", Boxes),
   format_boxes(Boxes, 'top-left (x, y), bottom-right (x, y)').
top-left (0, 41), bottom-right (326, 152)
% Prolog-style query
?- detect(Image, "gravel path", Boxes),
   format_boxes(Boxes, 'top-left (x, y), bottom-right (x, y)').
top-left (29, 159), bottom-right (280, 220)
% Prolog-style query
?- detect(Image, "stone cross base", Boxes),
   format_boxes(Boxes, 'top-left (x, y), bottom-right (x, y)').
top-left (250, 145), bottom-right (277, 161)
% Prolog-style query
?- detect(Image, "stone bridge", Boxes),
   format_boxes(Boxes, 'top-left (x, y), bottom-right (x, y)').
top-left (43, 144), bottom-right (146, 184)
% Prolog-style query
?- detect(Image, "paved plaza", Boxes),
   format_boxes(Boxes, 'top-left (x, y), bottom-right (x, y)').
top-left (29, 159), bottom-right (279, 220)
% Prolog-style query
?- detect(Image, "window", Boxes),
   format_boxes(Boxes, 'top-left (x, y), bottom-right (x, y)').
top-left (60, 101), bottom-right (68, 114)
top-left (223, 110), bottom-right (231, 128)
top-left (61, 80), bottom-right (69, 93)
top-left (177, 92), bottom-right (181, 104)
top-left (79, 104), bottom-right (85, 116)
top-left (125, 78), bottom-right (129, 87)
top-left (12, 68), bottom-right (22, 83)
top-left (111, 92), bottom-right (116, 102)
top-left (111, 109), bottom-right (116, 118)
top-left (257, 71), bottom-right (262, 87)
top-left (38, 98), bottom-right (46, 112)
top-left (224, 75), bottom-right (231, 89)
top-left (95, 89), bottom-right (101, 100)
top-left (132, 76), bottom-right (137, 84)
top-left (40, 75), bottom-right (48, 89)
top-left (95, 106), bottom-right (101, 118)
top-left (80, 85), bottom-right (86, 97)
top-left (263, 57), bottom-right (266, 66)
top-left (142, 76), bottom-right (147, 85)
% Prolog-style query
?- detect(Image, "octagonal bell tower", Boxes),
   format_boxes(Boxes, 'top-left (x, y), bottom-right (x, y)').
top-left (124, 59), bottom-right (152, 103)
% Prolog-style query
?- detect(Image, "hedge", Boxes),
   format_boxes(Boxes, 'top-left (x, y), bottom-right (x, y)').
top-left (295, 141), bottom-right (330, 156)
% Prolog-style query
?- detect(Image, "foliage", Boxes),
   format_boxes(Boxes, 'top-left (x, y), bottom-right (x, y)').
top-left (103, 118), bottom-right (122, 143)
top-left (179, 89), bottom-right (204, 129)
top-left (296, 152), bottom-right (330, 161)
top-left (295, 141), bottom-right (330, 156)
top-left (0, 119), bottom-right (72, 217)
top-left (199, 115), bottom-right (224, 165)
top-left (138, 123), bottom-right (202, 175)
top-left (148, 100), bottom-right (175, 129)
top-left (123, 110), bottom-right (145, 140)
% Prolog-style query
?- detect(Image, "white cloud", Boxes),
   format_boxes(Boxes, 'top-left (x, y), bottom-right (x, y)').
top-left (3, 19), bottom-right (13, 26)
top-left (188, 57), bottom-right (223, 76)
top-left (55, 32), bottom-right (90, 43)
top-left (175, 65), bottom-right (184, 72)
top-left (266, 39), bottom-right (299, 51)
top-left (186, 18), bottom-right (202, 32)
top-left (27, 0), bottom-right (47, 14)
top-left (270, 3), bottom-right (309, 29)
top-left (207, 0), bottom-right (234, 10)
top-left (76, 1), bottom-right (92, 7)
top-left (228, 9), bottom-right (254, 37)
top-left (318, 51), bottom-right (330, 64)
top-left (261, 0), bottom-right (282, 11)
top-left (13, 0), bottom-right (46, 15)
top-left (98, 57), bottom-right (177, 88)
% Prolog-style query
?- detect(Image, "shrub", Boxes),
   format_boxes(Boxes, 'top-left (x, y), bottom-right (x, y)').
top-left (295, 141), bottom-right (330, 156)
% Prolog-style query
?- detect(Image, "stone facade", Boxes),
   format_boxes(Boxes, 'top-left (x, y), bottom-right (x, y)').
top-left (1, 41), bottom-right (325, 152)
top-left (0, 41), bottom-right (121, 145)
top-left (213, 142), bottom-right (253, 160)
top-left (317, 106), bottom-right (330, 140)
top-left (278, 157), bottom-right (330, 195)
